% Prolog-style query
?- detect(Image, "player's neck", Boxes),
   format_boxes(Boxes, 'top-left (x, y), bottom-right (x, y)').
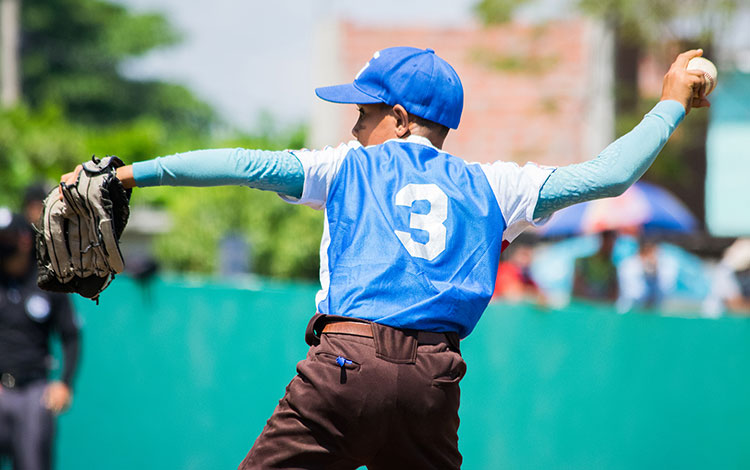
top-left (409, 130), bottom-right (445, 149)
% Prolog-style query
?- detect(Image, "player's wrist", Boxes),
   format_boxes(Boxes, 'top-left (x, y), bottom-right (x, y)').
top-left (116, 165), bottom-right (136, 188)
top-left (650, 100), bottom-right (686, 128)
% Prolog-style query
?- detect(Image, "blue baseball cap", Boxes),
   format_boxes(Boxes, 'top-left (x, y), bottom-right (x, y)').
top-left (315, 46), bottom-right (464, 129)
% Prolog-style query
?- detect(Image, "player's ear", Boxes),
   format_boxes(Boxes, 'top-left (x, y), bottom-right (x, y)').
top-left (392, 104), bottom-right (411, 138)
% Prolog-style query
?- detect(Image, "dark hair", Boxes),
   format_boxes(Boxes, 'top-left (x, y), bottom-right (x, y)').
top-left (0, 210), bottom-right (30, 258)
top-left (377, 103), bottom-right (450, 140)
top-left (23, 182), bottom-right (49, 208)
top-left (409, 113), bottom-right (450, 140)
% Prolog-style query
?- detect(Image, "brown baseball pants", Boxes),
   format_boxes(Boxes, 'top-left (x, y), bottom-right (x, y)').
top-left (239, 314), bottom-right (466, 470)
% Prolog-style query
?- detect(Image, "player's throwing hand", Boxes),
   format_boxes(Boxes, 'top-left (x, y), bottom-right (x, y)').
top-left (661, 49), bottom-right (712, 114)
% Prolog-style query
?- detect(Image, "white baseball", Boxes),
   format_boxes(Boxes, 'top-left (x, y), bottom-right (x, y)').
top-left (687, 57), bottom-right (718, 96)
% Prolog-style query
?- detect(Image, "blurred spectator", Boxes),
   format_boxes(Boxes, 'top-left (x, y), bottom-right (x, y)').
top-left (617, 238), bottom-right (679, 313)
top-left (0, 208), bottom-right (80, 470)
top-left (703, 238), bottom-right (750, 317)
top-left (572, 230), bottom-right (618, 302)
top-left (125, 254), bottom-right (159, 281)
top-left (492, 238), bottom-right (544, 304)
top-left (22, 183), bottom-right (49, 228)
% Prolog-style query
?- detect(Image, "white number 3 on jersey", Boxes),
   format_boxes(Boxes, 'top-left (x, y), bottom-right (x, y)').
top-left (394, 184), bottom-right (448, 261)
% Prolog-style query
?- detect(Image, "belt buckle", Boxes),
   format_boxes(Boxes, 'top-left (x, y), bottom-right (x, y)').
top-left (1, 372), bottom-right (16, 389)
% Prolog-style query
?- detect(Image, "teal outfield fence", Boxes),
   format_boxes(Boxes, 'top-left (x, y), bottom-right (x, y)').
top-left (56, 275), bottom-right (750, 469)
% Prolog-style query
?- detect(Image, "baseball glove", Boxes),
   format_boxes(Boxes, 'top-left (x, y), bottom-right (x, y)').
top-left (36, 155), bottom-right (132, 301)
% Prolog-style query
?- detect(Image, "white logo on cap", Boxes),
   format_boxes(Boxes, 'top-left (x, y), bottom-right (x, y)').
top-left (26, 294), bottom-right (51, 321)
top-left (355, 50), bottom-right (381, 80)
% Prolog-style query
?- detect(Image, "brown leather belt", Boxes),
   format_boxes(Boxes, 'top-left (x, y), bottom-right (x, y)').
top-left (322, 321), bottom-right (373, 337)
top-left (321, 321), bottom-right (454, 345)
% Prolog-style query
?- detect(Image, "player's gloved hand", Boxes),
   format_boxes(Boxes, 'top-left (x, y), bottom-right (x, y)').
top-left (42, 381), bottom-right (72, 414)
top-left (660, 49), bottom-right (711, 114)
top-left (38, 155), bottom-right (132, 301)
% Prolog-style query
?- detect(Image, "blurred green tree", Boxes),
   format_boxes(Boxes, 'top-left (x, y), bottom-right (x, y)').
top-left (148, 123), bottom-right (320, 279)
top-left (20, 0), bottom-right (215, 134)
top-left (0, 0), bottom-right (215, 205)
top-left (1, 0), bottom-right (321, 280)
top-left (0, 105), bottom-right (84, 206)
top-left (0, 103), bottom-right (206, 208)
top-left (475, 0), bottom-right (532, 24)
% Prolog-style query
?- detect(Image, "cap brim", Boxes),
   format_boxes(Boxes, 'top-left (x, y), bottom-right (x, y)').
top-left (315, 83), bottom-right (382, 104)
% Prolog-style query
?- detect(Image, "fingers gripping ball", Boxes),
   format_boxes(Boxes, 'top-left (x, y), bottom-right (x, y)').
top-left (36, 155), bottom-right (132, 301)
top-left (687, 57), bottom-right (718, 96)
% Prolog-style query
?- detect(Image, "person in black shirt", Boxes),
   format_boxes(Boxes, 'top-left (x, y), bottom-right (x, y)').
top-left (0, 208), bottom-right (80, 470)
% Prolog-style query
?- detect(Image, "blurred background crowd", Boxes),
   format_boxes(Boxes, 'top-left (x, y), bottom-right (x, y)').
top-left (491, 229), bottom-right (750, 317)
top-left (490, 179), bottom-right (750, 317)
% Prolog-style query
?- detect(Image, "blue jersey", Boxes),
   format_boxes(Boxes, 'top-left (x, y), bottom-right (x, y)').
top-left (289, 136), bottom-right (552, 338)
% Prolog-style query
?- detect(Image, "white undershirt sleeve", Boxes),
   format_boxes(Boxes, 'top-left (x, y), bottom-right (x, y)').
top-left (479, 161), bottom-right (555, 243)
top-left (280, 141), bottom-right (361, 210)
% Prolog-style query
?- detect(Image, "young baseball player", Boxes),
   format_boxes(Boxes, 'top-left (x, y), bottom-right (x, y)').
top-left (64, 46), bottom-right (709, 469)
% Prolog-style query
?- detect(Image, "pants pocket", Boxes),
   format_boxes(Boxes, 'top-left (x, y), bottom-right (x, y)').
top-left (432, 353), bottom-right (467, 388)
top-left (313, 350), bottom-right (361, 385)
top-left (313, 351), bottom-right (361, 371)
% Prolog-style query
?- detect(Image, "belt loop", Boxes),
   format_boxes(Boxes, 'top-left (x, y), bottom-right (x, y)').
top-left (371, 323), bottom-right (417, 364)
top-left (447, 332), bottom-right (461, 355)
top-left (305, 313), bottom-right (327, 346)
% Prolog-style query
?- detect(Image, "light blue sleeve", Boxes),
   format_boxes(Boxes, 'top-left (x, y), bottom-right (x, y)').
top-left (131, 148), bottom-right (305, 198)
top-left (534, 100), bottom-right (686, 219)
